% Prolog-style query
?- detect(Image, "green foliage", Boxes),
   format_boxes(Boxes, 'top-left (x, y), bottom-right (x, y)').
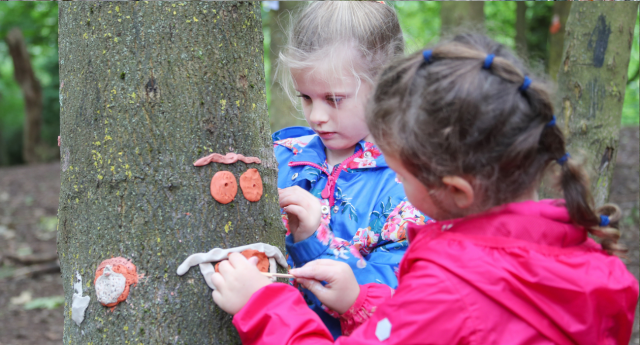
top-left (0, 2), bottom-right (59, 166)
top-left (622, 13), bottom-right (639, 127)
top-left (24, 296), bottom-right (65, 310)
top-left (393, 1), bottom-right (440, 54)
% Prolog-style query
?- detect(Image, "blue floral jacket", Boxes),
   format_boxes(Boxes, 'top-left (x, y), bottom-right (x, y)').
top-left (273, 126), bottom-right (430, 338)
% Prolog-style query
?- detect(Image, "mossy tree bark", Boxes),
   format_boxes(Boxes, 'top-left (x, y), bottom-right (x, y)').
top-left (548, 1), bottom-right (571, 81)
top-left (554, 2), bottom-right (638, 207)
top-left (57, 2), bottom-right (283, 344)
top-left (440, 2), bottom-right (484, 34)
top-left (267, 1), bottom-right (306, 132)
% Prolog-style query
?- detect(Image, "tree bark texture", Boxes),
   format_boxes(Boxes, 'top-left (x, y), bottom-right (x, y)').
top-left (548, 1), bottom-right (571, 81)
top-left (555, 2), bottom-right (638, 207)
top-left (58, 2), bottom-right (283, 344)
top-left (440, 1), bottom-right (484, 35)
top-left (515, 2), bottom-right (528, 59)
top-left (267, 1), bottom-right (306, 132)
top-left (5, 27), bottom-right (43, 165)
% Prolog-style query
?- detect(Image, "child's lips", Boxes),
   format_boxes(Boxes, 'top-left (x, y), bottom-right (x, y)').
top-left (316, 131), bottom-right (337, 139)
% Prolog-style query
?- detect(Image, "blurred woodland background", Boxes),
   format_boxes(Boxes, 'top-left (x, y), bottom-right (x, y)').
top-left (0, 2), bottom-right (637, 345)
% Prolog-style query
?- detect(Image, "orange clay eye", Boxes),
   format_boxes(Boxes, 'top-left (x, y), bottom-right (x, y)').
top-left (210, 171), bottom-right (238, 204)
top-left (239, 168), bottom-right (263, 202)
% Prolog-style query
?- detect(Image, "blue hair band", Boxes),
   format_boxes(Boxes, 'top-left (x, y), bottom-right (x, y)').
top-left (546, 116), bottom-right (557, 128)
top-left (599, 215), bottom-right (610, 227)
top-left (422, 50), bottom-right (433, 63)
top-left (483, 54), bottom-right (495, 69)
top-left (519, 76), bottom-right (532, 92)
top-left (557, 152), bottom-right (570, 165)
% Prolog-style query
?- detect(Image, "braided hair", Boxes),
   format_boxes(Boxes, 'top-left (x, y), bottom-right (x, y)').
top-left (367, 33), bottom-right (625, 255)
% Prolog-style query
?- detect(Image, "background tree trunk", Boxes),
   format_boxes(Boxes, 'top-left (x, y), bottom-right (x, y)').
top-left (267, 1), bottom-right (306, 132)
top-left (58, 2), bottom-right (283, 344)
top-left (515, 2), bottom-right (528, 58)
top-left (440, 2), bottom-right (484, 35)
top-left (5, 27), bottom-right (42, 164)
top-left (548, 1), bottom-right (571, 81)
top-left (554, 2), bottom-right (638, 207)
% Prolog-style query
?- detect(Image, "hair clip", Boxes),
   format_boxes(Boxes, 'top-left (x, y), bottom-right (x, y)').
top-left (599, 215), bottom-right (610, 227)
top-left (556, 152), bottom-right (570, 165)
top-left (422, 50), bottom-right (433, 63)
top-left (545, 116), bottom-right (557, 128)
top-left (519, 76), bottom-right (532, 92)
top-left (482, 54), bottom-right (495, 69)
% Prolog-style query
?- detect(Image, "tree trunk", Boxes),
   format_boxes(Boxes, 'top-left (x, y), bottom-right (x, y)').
top-left (548, 1), bottom-right (571, 81)
top-left (5, 27), bottom-right (42, 164)
top-left (267, 1), bottom-right (306, 132)
top-left (58, 2), bottom-right (283, 344)
top-left (515, 2), bottom-right (528, 59)
top-left (440, 2), bottom-right (484, 35)
top-left (554, 2), bottom-right (638, 207)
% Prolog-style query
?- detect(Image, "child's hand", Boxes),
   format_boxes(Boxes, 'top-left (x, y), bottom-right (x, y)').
top-left (290, 260), bottom-right (360, 315)
top-left (210, 253), bottom-right (272, 315)
top-left (278, 186), bottom-right (321, 242)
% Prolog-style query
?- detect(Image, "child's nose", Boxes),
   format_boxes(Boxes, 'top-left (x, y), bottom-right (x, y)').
top-left (308, 104), bottom-right (330, 124)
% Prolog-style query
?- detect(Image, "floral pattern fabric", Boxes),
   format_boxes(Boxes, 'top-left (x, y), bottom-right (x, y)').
top-left (273, 126), bottom-right (431, 339)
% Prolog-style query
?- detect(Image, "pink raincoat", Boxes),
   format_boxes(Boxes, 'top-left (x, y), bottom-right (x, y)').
top-left (233, 200), bottom-right (638, 344)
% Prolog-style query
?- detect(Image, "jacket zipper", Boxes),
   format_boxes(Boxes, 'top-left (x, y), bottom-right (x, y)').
top-left (288, 150), bottom-right (363, 208)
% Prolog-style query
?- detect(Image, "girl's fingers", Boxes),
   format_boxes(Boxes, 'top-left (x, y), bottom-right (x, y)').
top-left (291, 260), bottom-right (340, 281)
top-left (212, 289), bottom-right (223, 304)
top-left (217, 260), bottom-right (234, 276)
top-left (210, 272), bottom-right (225, 290)
top-left (247, 256), bottom-right (259, 266)
top-left (297, 277), bottom-right (329, 295)
top-left (228, 252), bottom-right (250, 268)
top-left (283, 204), bottom-right (307, 219)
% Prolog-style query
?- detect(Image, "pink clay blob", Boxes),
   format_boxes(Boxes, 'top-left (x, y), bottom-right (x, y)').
top-left (210, 171), bottom-right (238, 204)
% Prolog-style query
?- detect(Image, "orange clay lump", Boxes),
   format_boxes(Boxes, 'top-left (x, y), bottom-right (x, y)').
top-left (214, 249), bottom-right (269, 273)
top-left (94, 257), bottom-right (139, 308)
top-left (210, 171), bottom-right (238, 204)
top-left (239, 168), bottom-right (263, 202)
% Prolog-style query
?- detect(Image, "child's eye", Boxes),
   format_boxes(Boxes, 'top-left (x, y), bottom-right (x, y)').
top-left (296, 93), bottom-right (311, 102)
top-left (326, 97), bottom-right (343, 106)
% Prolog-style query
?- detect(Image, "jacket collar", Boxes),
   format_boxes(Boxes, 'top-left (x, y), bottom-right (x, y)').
top-left (409, 199), bottom-right (588, 248)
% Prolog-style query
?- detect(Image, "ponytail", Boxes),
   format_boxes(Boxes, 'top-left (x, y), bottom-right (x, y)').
top-left (559, 157), bottom-right (626, 256)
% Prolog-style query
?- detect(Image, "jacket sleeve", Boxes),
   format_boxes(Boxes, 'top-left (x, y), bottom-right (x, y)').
top-left (233, 259), bottom-right (475, 345)
top-left (338, 283), bottom-right (394, 336)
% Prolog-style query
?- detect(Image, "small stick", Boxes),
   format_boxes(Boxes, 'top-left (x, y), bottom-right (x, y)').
top-left (261, 272), bottom-right (295, 279)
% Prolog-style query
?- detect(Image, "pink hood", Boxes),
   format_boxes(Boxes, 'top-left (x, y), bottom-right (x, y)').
top-left (404, 199), bottom-right (638, 344)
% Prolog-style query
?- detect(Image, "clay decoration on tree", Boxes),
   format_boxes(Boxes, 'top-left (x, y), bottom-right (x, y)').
top-left (210, 171), bottom-right (238, 204)
top-left (239, 168), bottom-right (263, 202)
top-left (176, 243), bottom-right (287, 289)
top-left (193, 152), bottom-right (261, 166)
top-left (94, 257), bottom-right (141, 309)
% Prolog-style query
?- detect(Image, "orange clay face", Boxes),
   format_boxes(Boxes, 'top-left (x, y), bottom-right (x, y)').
top-left (94, 257), bottom-right (139, 308)
top-left (239, 168), bottom-right (263, 202)
top-left (210, 171), bottom-right (238, 204)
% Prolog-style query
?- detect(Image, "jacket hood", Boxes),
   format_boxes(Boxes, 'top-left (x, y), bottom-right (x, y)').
top-left (406, 199), bottom-right (639, 345)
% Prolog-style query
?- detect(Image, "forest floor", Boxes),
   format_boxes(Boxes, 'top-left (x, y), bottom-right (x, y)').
top-left (0, 127), bottom-right (638, 345)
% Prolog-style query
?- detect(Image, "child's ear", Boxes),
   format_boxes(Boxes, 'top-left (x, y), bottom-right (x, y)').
top-left (441, 176), bottom-right (475, 209)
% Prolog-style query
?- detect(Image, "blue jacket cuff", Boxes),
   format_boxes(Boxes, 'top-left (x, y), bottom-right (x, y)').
top-left (285, 231), bottom-right (330, 267)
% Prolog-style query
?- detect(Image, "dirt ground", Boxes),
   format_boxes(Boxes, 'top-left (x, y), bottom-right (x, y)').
top-left (0, 127), bottom-right (638, 345)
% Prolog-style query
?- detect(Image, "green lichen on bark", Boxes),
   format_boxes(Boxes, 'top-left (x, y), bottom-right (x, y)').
top-left (554, 2), bottom-right (638, 207)
top-left (58, 2), bottom-right (283, 344)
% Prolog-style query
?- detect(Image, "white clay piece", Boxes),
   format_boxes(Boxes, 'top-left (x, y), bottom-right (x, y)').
top-left (177, 243), bottom-right (287, 289)
top-left (95, 265), bottom-right (126, 305)
top-left (71, 271), bottom-right (90, 326)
